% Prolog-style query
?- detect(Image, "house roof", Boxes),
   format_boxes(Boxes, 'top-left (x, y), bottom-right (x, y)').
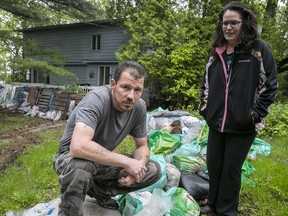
top-left (19, 19), bottom-right (122, 32)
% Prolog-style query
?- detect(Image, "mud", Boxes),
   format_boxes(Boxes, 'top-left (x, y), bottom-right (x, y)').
top-left (0, 107), bottom-right (65, 172)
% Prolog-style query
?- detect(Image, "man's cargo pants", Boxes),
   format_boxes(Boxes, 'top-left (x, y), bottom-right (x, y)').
top-left (53, 150), bottom-right (162, 216)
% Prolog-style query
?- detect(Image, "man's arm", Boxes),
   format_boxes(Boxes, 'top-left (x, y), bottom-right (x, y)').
top-left (70, 122), bottom-right (147, 182)
top-left (132, 136), bottom-right (150, 166)
top-left (118, 136), bottom-right (150, 186)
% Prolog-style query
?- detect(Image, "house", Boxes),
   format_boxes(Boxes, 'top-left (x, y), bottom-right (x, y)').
top-left (20, 20), bottom-right (151, 107)
top-left (21, 20), bottom-right (130, 87)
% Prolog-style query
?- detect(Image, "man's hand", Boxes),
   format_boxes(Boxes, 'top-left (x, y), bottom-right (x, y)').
top-left (118, 172), bottom-right (137, 186)
top-left (123, 158), bottom-right (147, 183)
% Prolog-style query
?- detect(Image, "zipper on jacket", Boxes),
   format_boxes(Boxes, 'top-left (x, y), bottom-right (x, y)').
top-left (218, 54), bottom-right (231, 132)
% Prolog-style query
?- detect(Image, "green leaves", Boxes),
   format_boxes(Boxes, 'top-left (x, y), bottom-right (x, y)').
top-left (0, 0), bottom-right (103, 25)
top-left (113, 0), bottom-right (216, 108)
top-left (258, 103), bottom-right (288, 137)
top-left (11, 57), bottom-right (76, 78)
top-left (0, 0), bottom-right (105, 83)
top-left (112, 0), bottom-right (288, 108)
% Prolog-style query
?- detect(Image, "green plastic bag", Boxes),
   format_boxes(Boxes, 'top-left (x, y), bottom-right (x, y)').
top-left (196, 121), bottom-right (209, 146)
top-left (148, 130), bottom-right (181, 155)
top-left (136, 155), bottom-right (167, 193)
top-left (135, 188), bottom-right (174, 216)
top-left (170, 141), bottom-right (201, 158)
top-left (117, 193), bottom-right (144, 215)
top-left (241, 174), bottom-right (256, 187)
top-left (166, 187), bottom-right (200, 216)
top-left (241, 160), bottom-right (256, 186)
top-left (172, 155), bottom-right (206, 172)
top-left (242, 160), bottom-right (256, 176)
top-left (248, 137), bottom-right (272, 160)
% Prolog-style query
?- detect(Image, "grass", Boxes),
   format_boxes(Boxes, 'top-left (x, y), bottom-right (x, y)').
top-left (0, 114), bottom-right (48, 134)
top-left (239, 136), bottom-right (288, 216)
top-left (0, 128), bottom-right (62, 215)
top-left (115, 135), bottom-right (136, 153)
top-left (0, 115), bottom-right (287, 215)
top-left (0, 115), bottom-right (32, 133)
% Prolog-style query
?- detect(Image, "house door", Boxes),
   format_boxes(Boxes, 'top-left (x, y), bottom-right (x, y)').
top-left (31, 69), bottom-right (50, 84)
top-left (98, 66), bottom-right (111, 86)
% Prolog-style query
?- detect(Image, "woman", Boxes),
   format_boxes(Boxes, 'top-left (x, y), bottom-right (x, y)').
top-left (199, 2), bottom-right (278, 215)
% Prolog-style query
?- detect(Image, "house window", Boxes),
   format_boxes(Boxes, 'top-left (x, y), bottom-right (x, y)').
top-left (99, 66), bottom-right (111, 86)
top-left (31, 69), bottom-right (50, 84)
top-left (92, 35), bottom-right (101, 50)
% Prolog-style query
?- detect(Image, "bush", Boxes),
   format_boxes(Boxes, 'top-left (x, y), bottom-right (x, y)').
top-left (275, 72), bottom-right (288, 103)
top-left (258, 103), bottom-right (288, 137)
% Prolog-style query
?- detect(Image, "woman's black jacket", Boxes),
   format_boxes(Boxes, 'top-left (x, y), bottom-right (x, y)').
top-left (199, 40), bottom-right (278, 133)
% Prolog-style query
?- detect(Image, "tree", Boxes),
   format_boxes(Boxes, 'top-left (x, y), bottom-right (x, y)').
top-left (0, 0), bottom-right (106, 83)
top-left (107, 0), bottom-right (222, 108)
top-left (249, 0), bottom-right (288, 102)
top-left (2, 0), bottom-right (287, 103)
top-left (0, 0), bottom-right (106, 26)
top-left (107, 0), bottom-right (288, 108)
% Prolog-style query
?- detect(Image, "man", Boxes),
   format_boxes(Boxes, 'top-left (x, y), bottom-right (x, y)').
top-left (53, 61), bottom-right (161, 216)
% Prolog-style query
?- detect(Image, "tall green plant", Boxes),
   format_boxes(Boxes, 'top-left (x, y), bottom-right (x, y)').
top-left (107, 0), bottom-right (288, 108)
top-left (108, 0), bottom-right (222, 108)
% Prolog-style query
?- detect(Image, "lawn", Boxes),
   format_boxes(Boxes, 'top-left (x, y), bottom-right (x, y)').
top-left (0, 124), bottom-right (62, 215)
top-left (0, 111), bottom-right (287, 215)
top-left (239, 136), bottom-right (288, 215)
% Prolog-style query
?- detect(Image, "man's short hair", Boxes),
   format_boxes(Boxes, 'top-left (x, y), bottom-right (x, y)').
top-left (113, 61), bottom-right (147, 83)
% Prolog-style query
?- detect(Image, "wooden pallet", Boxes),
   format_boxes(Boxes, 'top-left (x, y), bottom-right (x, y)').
top-left (49, 92), bottom-right (71, 120)
top-left (36, 88), bottom-right (54, 112)
top-left (70, 93), bottom-right (85, 107)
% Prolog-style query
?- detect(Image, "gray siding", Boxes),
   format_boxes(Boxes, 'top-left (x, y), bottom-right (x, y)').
top-left (50, 65), bottom-right (85, 86)
top-left (23, 23), bottom-right (130, 86)
top-left (50, 63), bottom-right (119, 86)
top-left (25, 25), bottom-right (130, 63)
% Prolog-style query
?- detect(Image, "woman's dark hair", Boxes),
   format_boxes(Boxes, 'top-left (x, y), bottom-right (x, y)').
top-left (113, 61), bottom-right (147, 83)
top-left (211, 1), bottom-right (259, 54)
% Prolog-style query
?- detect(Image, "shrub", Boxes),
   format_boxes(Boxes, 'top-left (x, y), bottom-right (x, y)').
top-left (258, 103), bottom-right (288, 137)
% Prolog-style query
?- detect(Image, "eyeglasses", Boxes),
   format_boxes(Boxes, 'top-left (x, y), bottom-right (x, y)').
top-left (221, 20), bottom-right (243, 28)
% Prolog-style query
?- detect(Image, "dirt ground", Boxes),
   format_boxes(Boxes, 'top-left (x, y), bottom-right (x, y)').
top-left (0, 107), bottom-right (66, 172)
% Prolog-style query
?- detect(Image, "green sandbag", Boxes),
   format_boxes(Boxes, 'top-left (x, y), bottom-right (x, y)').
top-left (148, 130), bottom-right (181, 155)
top-left (166, 187), bottom-right (200, 216)
top-left (172, 155), bottom-right (206, 172)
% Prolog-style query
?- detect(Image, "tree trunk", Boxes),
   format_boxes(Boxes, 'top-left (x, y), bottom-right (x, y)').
top-left (266, 0), bottom-right (277, 17)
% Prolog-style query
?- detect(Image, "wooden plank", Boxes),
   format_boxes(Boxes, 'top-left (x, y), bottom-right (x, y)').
top-left (27, 87), bottom-right (39, 106)
top-left (51, 101), bottom-right (68, 106)
top-left (38, 99), bottom-right (50, 103)
top-left (39, 96), bottom-right (51, 100)
top-left (55, 92), bottom-right (69, 98)
top-left (38, 100), bottom-right (49, 105)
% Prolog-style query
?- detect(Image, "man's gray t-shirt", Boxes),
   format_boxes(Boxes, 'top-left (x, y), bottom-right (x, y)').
top-left (59, 85), bottom-right (147, 151)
